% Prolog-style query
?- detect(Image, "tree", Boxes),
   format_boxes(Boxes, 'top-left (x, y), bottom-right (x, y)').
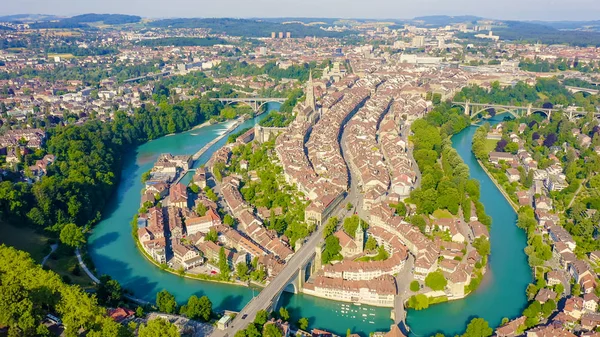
top-left (156, 290), bottom-right (177, 314)
top-left (505, 142), bottom-right (519, 154)
top-left (543, 133), bottom-right (557, 147)
top-left (410, 280), bottom-right (420, 292)
top-left (96, 275), bottom-right (122, 306)
top-left (138, 318), bottom-right (180, 337)
top-left (236, 262), bottom-right (249, 281)
top-left (196, 203), bottom-right (208, 216)
top-left (206, 228), bottom-right (218, 243)
top-left (425, 271), bottom-right (447, 291)
top-left (135, 306), bottom-right (144, 318)
top-left (279, 307), bottom-right (290, 321)
top-left (298, 317), bottom-right (309, 330)
top-left (263, 323), bottom-right (283, 337)
top-left (462, 318), bottom-right (492, 337)
top-left (224, 214), bottom-right (235, 226)
top-left (219, 247), bottom-right (230, 280)
top-left (572, 283), bottom-right (581, 297)
top-left (181, 295), bottom-right (212, 321)
top-left (472, 237), bottom-right (491, 257)
top-left (323, 217), bottom-right (338, 238)
top-left (365, 236), bottom-right (378, 251)
top-left (59, 223), bottom-right (85, 248)
top-left (254, 310), bottom-right (268, 326)
top-left (408, 294), bottom-right (429, 310)
top-left (189, 184), bottom-right (200, 194)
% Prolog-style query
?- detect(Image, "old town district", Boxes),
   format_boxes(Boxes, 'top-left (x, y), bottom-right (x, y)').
top-left (134, 66), bottom-right (490, 309)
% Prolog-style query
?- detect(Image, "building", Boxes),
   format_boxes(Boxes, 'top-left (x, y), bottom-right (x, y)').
top-left (411, 36), bottom-right (425, 48)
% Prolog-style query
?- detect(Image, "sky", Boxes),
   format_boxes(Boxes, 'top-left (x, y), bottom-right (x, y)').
top-left (2, 0), bottom-right (600, 21)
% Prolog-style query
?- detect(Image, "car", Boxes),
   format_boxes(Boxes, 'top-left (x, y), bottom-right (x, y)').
top-left (211, 270), bottom-right (217, 274)
top-left (242, 314), bottom-right (248, 319)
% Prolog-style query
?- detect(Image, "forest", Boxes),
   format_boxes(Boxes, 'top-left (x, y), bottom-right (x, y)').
top-left (407, 101), bottom-right (492, 228)
top-left (0, 95), bottom-right (224, 242)
top-left (213, 60), bottom-right (325, 82)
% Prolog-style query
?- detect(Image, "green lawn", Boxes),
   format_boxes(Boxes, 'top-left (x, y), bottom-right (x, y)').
top-left (484, 139), bottom-right (498, 154)
top-left (433, 209), bottom-right (454, 219)
top-left (44, 251), bottom-right (95, 288)
top-left (0, 221), bottom-right (51, 263)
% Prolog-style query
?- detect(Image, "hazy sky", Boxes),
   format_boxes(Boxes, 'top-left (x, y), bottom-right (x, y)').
top-left (2, 0), bottom-right (600, 21)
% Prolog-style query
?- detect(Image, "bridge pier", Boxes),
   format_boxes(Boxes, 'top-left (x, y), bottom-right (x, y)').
top-left (527, 103), bottom-right (532, 116)
top-left (464, 100), bottom-right (470, 117)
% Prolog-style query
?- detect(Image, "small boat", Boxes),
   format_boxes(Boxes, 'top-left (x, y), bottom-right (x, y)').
top-left (353, 302), bottom-right (362, 306)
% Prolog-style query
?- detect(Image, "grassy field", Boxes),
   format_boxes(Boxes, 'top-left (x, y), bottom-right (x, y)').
top-left (0, 221), bottom-right (51, 263)
top-left (44, 249), bottom-right (96, 288)
top-left (47, 53), bottom-right (75, 59)
top-left (432, 209), bottom-right (454, 219)
top-left (484, 139), bottom-right (499, 154)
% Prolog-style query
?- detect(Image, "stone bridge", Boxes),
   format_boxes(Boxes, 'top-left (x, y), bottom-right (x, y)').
top-left (212, 97), bottom-right (287, 113)
top-left (209, 230), bottom-right (324, 337)
top-left (452, 101), bottom-right (558, 120)
top-left (565, 86), bottom-right (599, 96)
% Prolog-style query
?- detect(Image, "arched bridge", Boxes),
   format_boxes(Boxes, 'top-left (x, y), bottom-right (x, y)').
top-left (565, 86), bottom-right (599, 96)
top-left (453, 101), bottom-right (559, 120)
top-left (212, 97), bottom-right (287, 113)
top-left (209, 222), bottom-right (324, 337)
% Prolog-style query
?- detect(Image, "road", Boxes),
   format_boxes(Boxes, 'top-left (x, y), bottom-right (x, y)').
top-left (210, 218), bottom-right (325, 337)
top-left (212, 101), bottom-right (363, 337)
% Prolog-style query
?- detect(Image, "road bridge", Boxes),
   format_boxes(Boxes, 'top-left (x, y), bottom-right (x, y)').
top-left (209, 220), bottom-right (327, 337)
top-left (452, 101), bottom-right (558, 120)
top-left (123, 71), bottom-right (171, 83)
top-left (212, 97), bottom-right (286, 113)
top-left (565, 86), bottom-right (599, 95)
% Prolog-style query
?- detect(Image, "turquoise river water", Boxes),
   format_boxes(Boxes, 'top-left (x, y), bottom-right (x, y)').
top-left (89, 108), bottom-right (531, 336)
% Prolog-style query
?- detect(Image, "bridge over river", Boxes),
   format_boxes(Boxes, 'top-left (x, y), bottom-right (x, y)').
top-left (209, 204), bottom-right (328, 337)
top-left (212, 97), bottom-right (286, 113)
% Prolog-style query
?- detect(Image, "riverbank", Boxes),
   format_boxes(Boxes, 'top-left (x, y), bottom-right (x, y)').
top-left (476, 159), bottom-right (520, 212)
top-left (406, 121), bottom-right (531, 337)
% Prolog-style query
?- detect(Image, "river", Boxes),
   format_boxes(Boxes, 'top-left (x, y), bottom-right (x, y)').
top-left (89, 109), bottom-right (531, 336)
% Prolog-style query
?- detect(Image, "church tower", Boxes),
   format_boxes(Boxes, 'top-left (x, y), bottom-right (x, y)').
top-left (305, 70), bottom-right (316, 113)
top-left (355, 220), bottom-right (364, 253)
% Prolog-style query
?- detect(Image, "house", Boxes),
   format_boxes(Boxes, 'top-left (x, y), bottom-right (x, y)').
top-left (169, 183), bottom-right (188, 209)
top-left (496, 316), bottom-right (526, 337)
top-left (435, 218), bottom-right (465, 243)
top-left (469, 221), bottom-right (489, 239)
top-left (489, 152), bottom-right (516, 165)
top-left (534, 288), bottom-right (556, 304)
top-left (534, 195), bottom-right (553, 211)
top-left (172, 243), bottom-right (203, 270)
top-left (506, 168), bottom-right (520, 183)
top-left (186, 208), bottom-right (221, 235)
top-left (107, 308), bottom-right (135, 323)
top-left (564, 296), bottom-right (584, 319)
top-left (582, 312), bottom-right (600, 331)
top-left (546, 270), bottom-right (570, 294)
top-left (583, 293), bottom-right (599, 312)
top-left (193, 168), bottom-right (207, 189)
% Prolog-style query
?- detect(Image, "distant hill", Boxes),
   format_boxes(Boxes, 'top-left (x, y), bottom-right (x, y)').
top-left (530, 20), bottom-right (600, 32)
top-left (0, 14), bottom-right (63, 22)
top-left (494, 21), bottom-right (600, 46)
top-left (29, 13), bottom-right (141, 29)
top-left (148, 18), bottom-right (353, 38)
